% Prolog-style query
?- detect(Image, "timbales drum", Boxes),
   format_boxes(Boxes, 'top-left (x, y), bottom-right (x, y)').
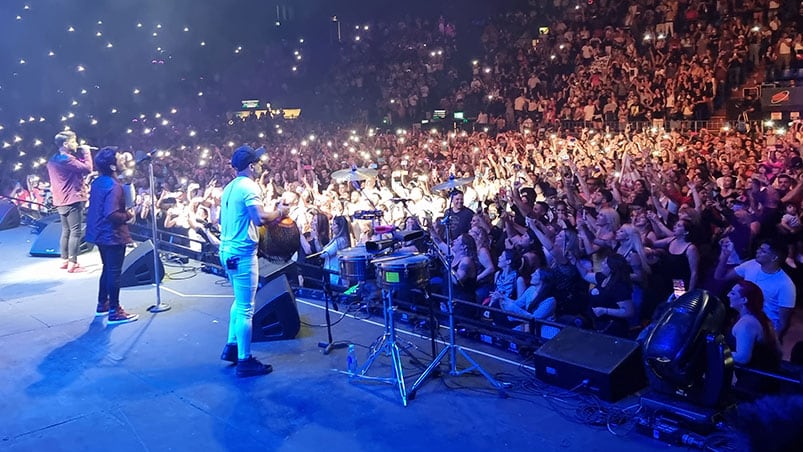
top-left (338, 246), bottom-right (375, 285)
top-left (374, 254), bottom-right (430, 290)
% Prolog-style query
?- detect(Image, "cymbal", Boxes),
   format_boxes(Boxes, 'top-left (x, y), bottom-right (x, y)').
top-left (431, 175), bottom-right (475, 191)
top-left (331, 167), bottom-right (378, 182)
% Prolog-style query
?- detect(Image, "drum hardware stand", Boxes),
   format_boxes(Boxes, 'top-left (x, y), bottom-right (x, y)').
top-left (408, 188), bottom-right (506, 400)
top-left (349, 288), bottom-right (422, 406)
top-left (423, 290), bottom-right (440, 361)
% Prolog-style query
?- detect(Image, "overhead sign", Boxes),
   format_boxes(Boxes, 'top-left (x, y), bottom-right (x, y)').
top-left (761, 87), bottom-right (803, 112)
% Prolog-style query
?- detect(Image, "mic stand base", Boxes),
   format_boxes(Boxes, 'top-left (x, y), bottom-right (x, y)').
top-left (408, 342), bottom-right (507, 401)
top-left (147, 303), bottom-right (172, 313)
top-left (409, 202), bottom-right (506, 400)
top-left (319, 341), bottom-right (349, 355)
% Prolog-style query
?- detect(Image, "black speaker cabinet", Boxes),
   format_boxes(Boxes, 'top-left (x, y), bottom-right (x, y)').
top-left (29, 221), bottom-right (94, 257)
top-left (0, 200), bottom-right (21, 230)
top-left (120, 240), bottom-right (165, 287)
top-left (252, 274), bottom-right (300, 342)
top-left (533, 327), bottom-right (647, 401)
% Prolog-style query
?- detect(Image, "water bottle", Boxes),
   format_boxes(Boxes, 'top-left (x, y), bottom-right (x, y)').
top-left (347, 344), bottom-right (358, 375)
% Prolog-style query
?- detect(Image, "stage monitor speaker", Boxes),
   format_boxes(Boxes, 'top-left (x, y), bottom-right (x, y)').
top-left (533, 327), bottom-right (647, 401)
top-left (258, 258), bottom-right (295, 284)
top-left (253, 274), bottom-right (300, 342)
top-left (120, 240), bottom-right (165, 287)
top-left (29, 221), bottom-right (94, 257)
top-left (0, 200), bottom-right (21, 230)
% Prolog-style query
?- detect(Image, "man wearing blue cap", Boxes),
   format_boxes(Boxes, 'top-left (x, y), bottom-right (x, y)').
top-left (219, 145), bottom-right (288, 377)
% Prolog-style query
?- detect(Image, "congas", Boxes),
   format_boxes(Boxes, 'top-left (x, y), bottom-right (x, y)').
top-left (374, 254), bottom-right (430, 290)
top-left (258, 217), bottom-right (300, 261)
top-left (338, 246), bottom-right (374, 285)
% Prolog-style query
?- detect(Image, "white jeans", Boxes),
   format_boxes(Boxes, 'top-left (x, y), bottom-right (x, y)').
top-left (220, 251), bottom-right (258, 360)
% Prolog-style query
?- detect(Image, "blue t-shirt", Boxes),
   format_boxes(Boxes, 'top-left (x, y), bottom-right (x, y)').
top-left (219, 176), bottom-right (262, 256)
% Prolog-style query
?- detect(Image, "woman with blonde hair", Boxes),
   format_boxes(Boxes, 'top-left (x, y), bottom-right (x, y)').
top-left (615, 223), bottom-right (652, 324)
top-left (615, 224), bottom-right (651, 284)
top-left (469, 225), bottom-right (496, 302)
top-left (577, 206), bottom-right (620, 257)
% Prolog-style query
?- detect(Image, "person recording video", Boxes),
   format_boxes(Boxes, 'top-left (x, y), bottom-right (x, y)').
top-left (46, 130), bottom-right (94, 273)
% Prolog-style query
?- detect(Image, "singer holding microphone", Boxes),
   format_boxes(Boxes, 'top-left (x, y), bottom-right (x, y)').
top-left (219, 145), bottom-right (288, 377)
top-left (46, 130), bottom-right (94, 273)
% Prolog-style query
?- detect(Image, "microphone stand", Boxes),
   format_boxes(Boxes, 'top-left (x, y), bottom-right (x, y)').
top-left (0, 194), bottom-right (53, 211)
top-left (0, 194), bottom-right (55, 231)
top-left (141, 153), bottom-right (171, 313)
top-left (318, 268), bottom-right (348, 354)
top-left (408, 187), bottom-right (506, 400)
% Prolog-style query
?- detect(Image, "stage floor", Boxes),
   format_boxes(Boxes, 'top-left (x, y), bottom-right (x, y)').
top-left (0, 224), bottom-right (787, 451)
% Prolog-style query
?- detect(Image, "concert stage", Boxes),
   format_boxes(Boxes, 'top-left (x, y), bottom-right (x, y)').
top-left (0, 224), bottom-right (722, 451)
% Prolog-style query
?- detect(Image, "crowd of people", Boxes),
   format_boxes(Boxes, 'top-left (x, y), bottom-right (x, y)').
top-left (0, 0), bottom-right (802, 385)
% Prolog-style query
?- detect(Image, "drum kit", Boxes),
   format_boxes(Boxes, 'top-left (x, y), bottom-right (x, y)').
top-left (326, 167), bottom-right (505, 406)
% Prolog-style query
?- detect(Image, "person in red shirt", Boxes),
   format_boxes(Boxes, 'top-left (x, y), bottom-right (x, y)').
top-left (46, 131), bottom-right (93, 272)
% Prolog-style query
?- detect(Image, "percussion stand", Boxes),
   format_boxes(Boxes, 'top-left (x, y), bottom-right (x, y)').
top-left (394, 199), bottom-right (439, 359)
top-left (408, 190), bottom-right (506, 400)
top-left (350, 287), bottom-right (418, 406)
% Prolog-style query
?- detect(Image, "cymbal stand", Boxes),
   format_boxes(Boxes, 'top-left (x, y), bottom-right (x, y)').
top-left (349, 287), bottom-right (418, 406)
top-left (408, 191), bottom-right (506, 399)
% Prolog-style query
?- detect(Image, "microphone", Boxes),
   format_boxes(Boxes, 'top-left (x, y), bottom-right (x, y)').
top-left (79, 145), bottom-right (99, 151)
top-left (365, 239), bottom-right (396, 253)
top-left (398, 229), bottom-right (426, 242)
top-left (135, 149), bottom-right (158, 165)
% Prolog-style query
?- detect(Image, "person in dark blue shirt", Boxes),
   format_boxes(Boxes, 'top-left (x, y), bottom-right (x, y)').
top-left (85, 148), bottom-right (138, 324)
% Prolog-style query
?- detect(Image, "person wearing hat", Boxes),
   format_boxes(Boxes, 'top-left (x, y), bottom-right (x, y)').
top-left (46, 130), bottom-right (94, 273)
top-left (85, 148), bottom-right (138, 324)
top-left (219, 145), bottom-right (288, 377)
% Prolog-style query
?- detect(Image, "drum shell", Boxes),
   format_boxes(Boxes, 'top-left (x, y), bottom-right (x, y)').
top-left (375, 254), bottom-right (430, 290)
top-left (338, 246), bottom-right (374, 285)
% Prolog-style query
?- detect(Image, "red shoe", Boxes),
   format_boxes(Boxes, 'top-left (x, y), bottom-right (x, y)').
top-left (67, 263), bottom-right (86, 273)
top-left (59, 261), bottom-right (69, 270)
top-left (108, 307), bottom-right (139, 325)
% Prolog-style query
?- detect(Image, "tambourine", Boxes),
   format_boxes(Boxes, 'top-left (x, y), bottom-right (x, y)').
top-left (258, 216), bottom-right (300, 261)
